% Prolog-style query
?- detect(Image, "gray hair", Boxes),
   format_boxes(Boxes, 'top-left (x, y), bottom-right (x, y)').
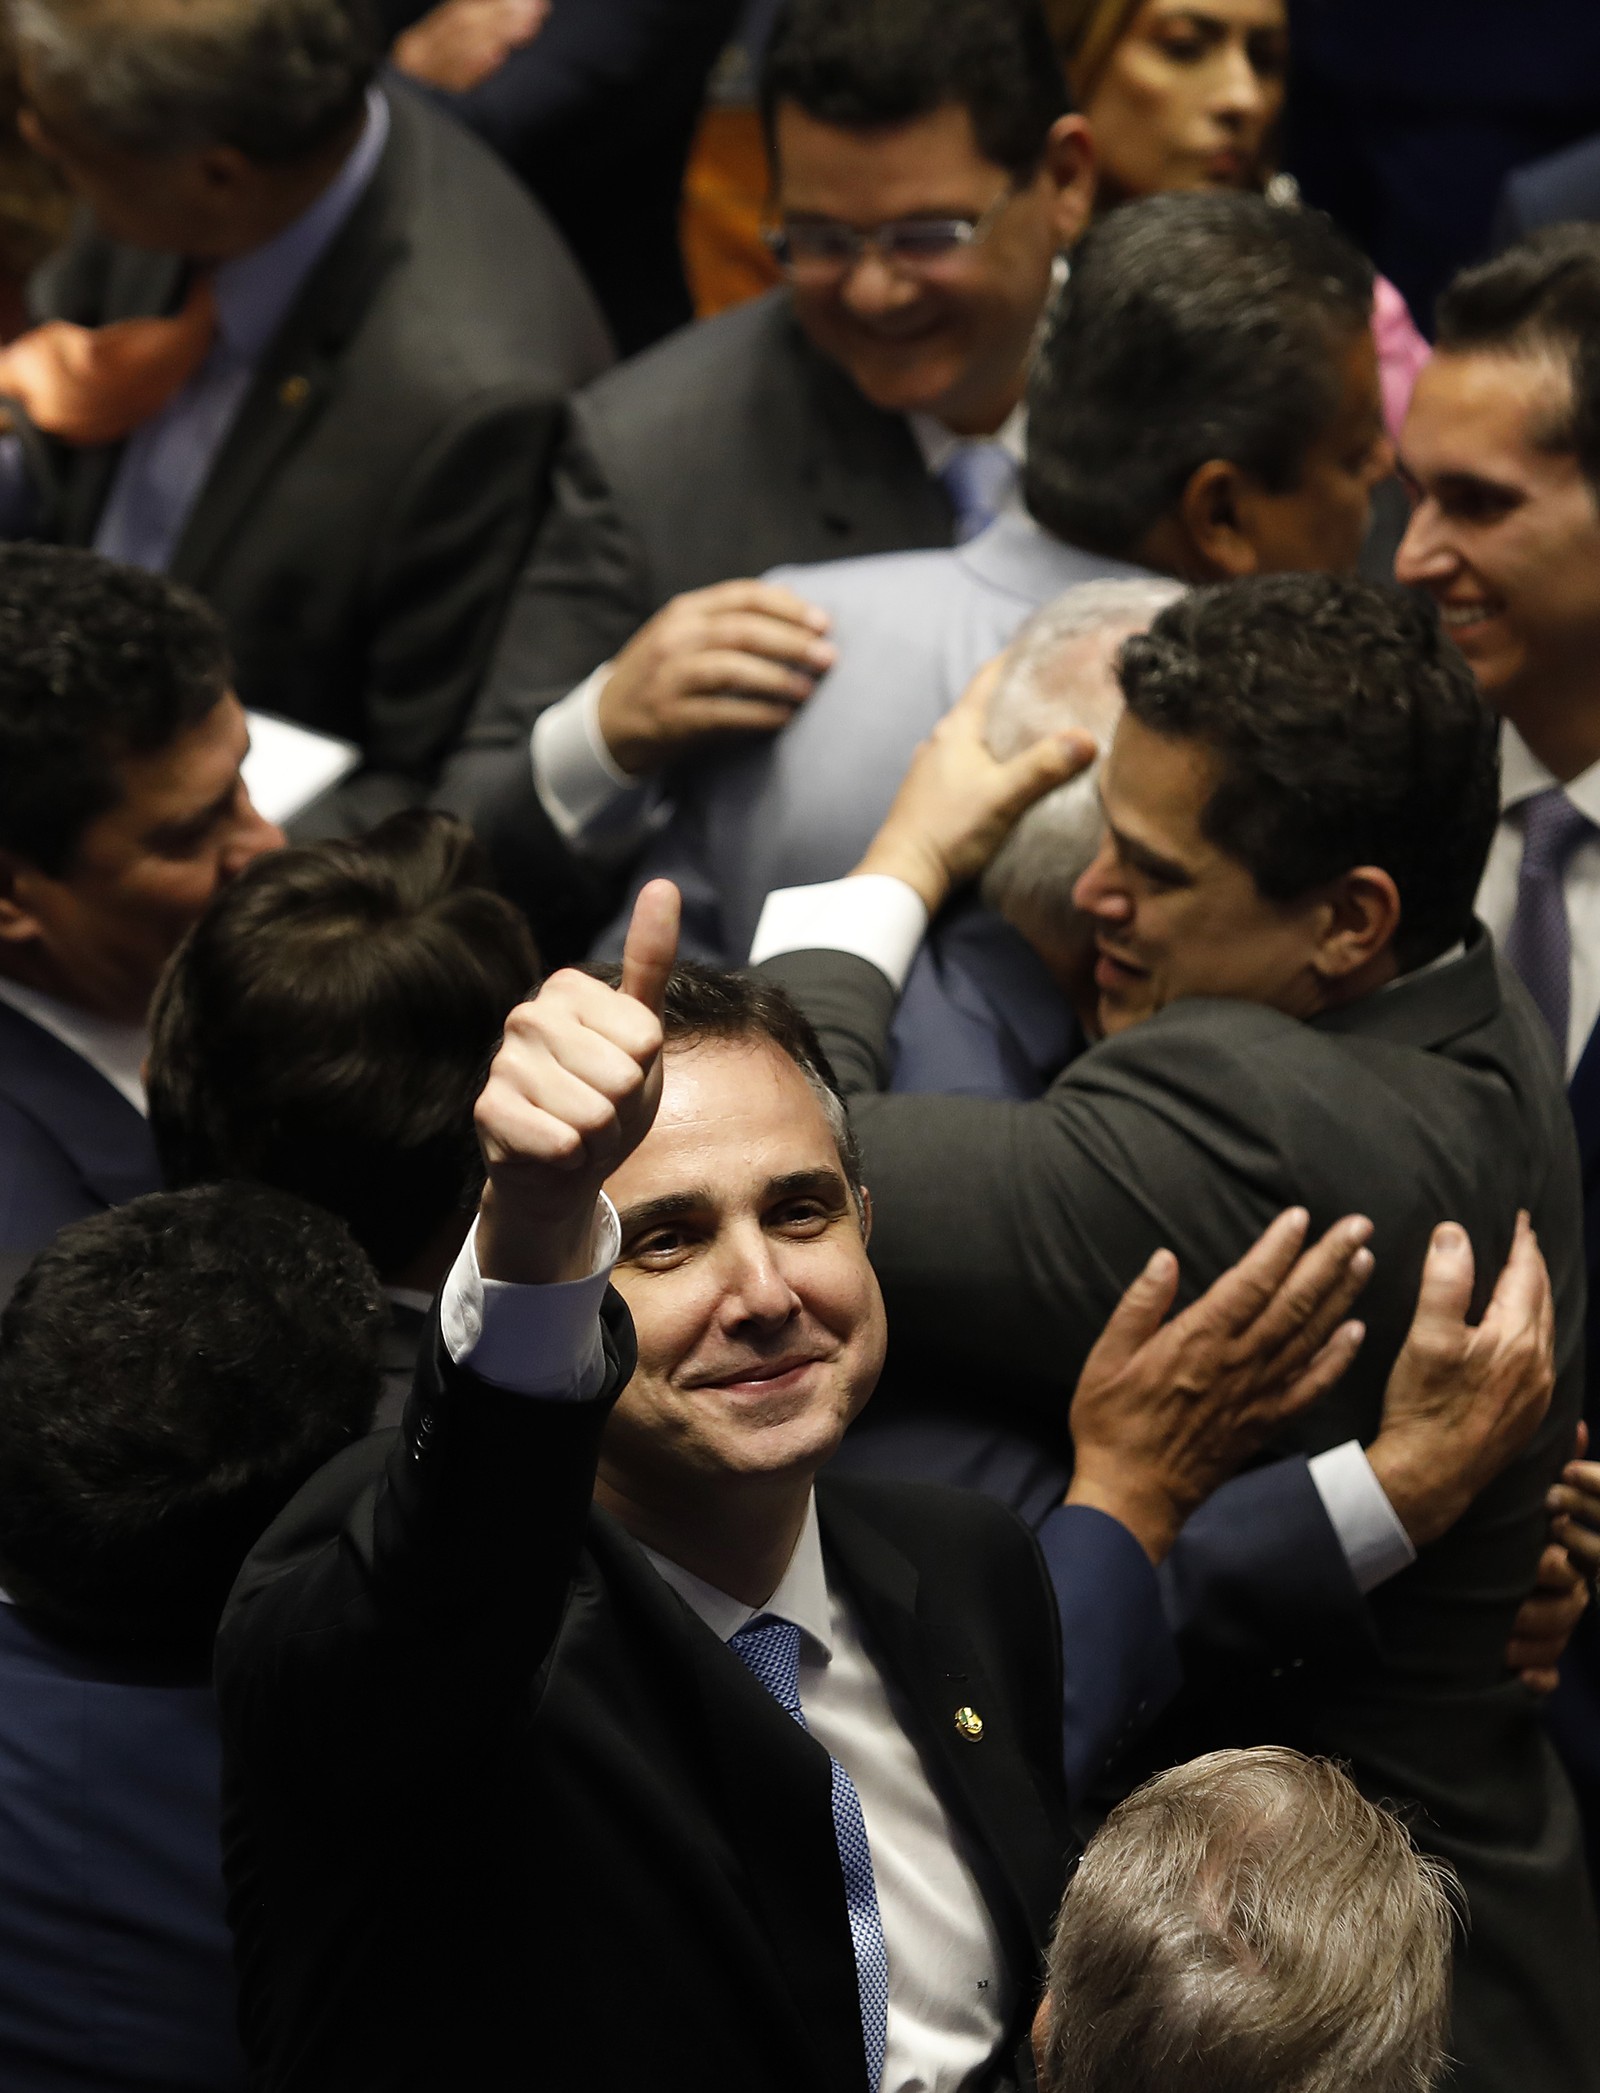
top-left (1038, 1747), bottom-right (1458, 2093)
top-left (8, 0), bottom-right (380, 161)
top-left (979, 575), bottom-right (1183, 941)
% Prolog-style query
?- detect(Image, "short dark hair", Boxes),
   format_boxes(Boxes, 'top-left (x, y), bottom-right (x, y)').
top-left (587, 960), bottom-right (864, 1200)
top-left (148, 811), bottom-right (539, 1278)
top-left (0, 1184), bottom-right (383, 1665)
top-left (760, 0), bottom-right (1069, 182)
top-left (1116, 575), bottom-right (1499, 970)
top-left (0, 546), bottom-right (231, 877)
top-left (11, 0), bottom-right (380, 162)
top-left (1435, 224), bottom-right (1600, 501)
top-left (1025, 193), bottom-right (1375, 559)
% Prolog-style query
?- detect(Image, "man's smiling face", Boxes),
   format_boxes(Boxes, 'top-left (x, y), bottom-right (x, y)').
top-left (1396, 349), bottom-right (1600, 718)
top-left (595, 1036), bottom-right (886, 1505)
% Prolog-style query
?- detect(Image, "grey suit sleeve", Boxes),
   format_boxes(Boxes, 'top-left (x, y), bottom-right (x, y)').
top-left (319, 381), bottom-right (569, 830)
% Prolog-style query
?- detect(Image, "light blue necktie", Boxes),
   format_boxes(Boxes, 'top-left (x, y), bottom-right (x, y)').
top-left (1504, 786), bottom-right (1594, 1061)
top-left (729, 1614), bottom-right (890, 2089)
top-left (939, 441), bottom-right (1017, 544)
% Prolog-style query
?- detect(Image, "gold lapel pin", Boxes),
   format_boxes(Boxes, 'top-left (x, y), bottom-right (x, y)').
top-left (278, 375), bottom-right (312, 410)
top-left (953, 1705), bottom-right (984, 1743)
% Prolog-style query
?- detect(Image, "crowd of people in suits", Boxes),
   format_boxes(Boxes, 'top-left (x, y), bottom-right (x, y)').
top-left (1, 0), bottom-right (1600, 2088)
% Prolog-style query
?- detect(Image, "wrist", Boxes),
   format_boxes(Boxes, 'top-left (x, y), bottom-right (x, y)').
top-left (853, 832), bottom-right (951, 916)
top-left (1065, 1466), bottom-right (1184, 1565)
top-left (476, 1180), bottom-right (603, 1287)
top-left (1365, 1430), bottom-right (1470, 1550)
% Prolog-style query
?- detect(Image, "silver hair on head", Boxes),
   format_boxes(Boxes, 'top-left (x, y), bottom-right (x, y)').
top-left (980, 576), bottom-right (1184, 943)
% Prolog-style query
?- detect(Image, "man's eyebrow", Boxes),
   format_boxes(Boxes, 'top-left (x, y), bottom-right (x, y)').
top-left (616, 1168), bottom-right (850, 1238)
top-left (1098, 795), bottom-right (1193, 884)
top-left (145, 779), bottom-right (238, 847)
top-left (616, 1190), bottom-right (711, 1236)
top-left (766, 1167), bottom-right (850, 1204)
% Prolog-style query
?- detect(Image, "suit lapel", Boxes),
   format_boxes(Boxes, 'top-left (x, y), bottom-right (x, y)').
top-left (791, 317), bottom-right (953, 550)
top-left (586, 1515), bottom-right (870, 2093)
top-left (168, 112), bottom-right (413, 590)
top-left (0, 1001), bottom-right (159, 1209)
top-left (817, 1488), bottom-right (1062, 1985)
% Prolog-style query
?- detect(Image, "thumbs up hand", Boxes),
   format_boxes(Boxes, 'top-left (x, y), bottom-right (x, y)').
top-left (475, 880), bottom-right (681, 1284)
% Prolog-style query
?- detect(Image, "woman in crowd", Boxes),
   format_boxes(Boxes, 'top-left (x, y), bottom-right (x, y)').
top-left (1046, 0), bottom-right (1430, 435)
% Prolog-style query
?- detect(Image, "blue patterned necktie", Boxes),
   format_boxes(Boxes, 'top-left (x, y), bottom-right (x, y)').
top-left (1504, 786), bottom-right (1594, 1060)
top-left (729, 1614), bottom-right (890, 2089)
top-left (939, 440), bottom-right (1017, 544)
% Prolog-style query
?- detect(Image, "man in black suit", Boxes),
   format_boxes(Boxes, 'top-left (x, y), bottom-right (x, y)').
top-left (147, 809), bottom-right (539, 1425)
top-left (1395, 224), bottom-right (1600, 1890)
top-left (219, 872), bottom-right (1546, 2090)
top-left (439, 0), bottom-right (1094, 931)
top-left (752, 573), bottom-right (1600, 2091)
top-left (0, 546), bottom-right (282, 1256)
top-left (0, 1182), bottom-right (383, 2091)
top-left (2, 0), bottom-right (610, 828)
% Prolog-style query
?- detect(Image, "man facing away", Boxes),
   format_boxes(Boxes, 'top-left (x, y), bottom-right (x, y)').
top-left (751, 573), bottom-right (1600, 2091)
top-left (0, 0), bottom-right (610, 826)
top-left (0, 544), bottom-right (281, 1256)
top-left (0, 1182), bottom-right (383, 2091)
top-left (214, 875), bottom-right (1552, 2091)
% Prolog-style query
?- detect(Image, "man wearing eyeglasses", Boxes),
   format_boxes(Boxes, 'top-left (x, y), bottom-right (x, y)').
top-left (437, 0), bottom-right (1094, 956)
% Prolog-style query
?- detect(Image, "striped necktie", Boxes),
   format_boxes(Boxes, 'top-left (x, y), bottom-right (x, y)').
top-left (1504, 785), bottom-right (1593, 1062)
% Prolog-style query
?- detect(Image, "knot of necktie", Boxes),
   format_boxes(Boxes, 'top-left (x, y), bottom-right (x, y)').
top-left (939, 440), bottom-right (1017, 545)
top-left (728, 1614), bottom-right (805, 1723)
top-left (1520, 785), bottom-right (1594, 877)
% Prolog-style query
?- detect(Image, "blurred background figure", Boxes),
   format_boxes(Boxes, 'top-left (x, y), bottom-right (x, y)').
top-left (0, 1183), bottom-right (383, 2093)
top-left (382, 0), bottom-right (744, 354)
top-left (1034, 1748), bottom-right (1457, 2093)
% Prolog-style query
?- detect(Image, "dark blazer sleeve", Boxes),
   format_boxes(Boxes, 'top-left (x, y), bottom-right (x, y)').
top-left (215, 1294), bottom-right (637, 1774)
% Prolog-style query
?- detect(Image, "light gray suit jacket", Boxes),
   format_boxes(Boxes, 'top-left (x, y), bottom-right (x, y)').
top-left (600, 510), bottom-right (1151, 962)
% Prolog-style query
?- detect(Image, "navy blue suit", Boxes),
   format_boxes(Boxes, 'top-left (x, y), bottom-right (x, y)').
top-left (0, 1603), bottom-right (244, 2091)
top-left (0, 1000), bottom-right (159, 1258)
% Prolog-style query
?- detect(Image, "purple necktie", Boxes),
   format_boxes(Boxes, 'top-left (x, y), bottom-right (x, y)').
top-left (939, 442), bottom-right (1017, 544)
top-left (1504, 786), bottom-right (1593, 1058)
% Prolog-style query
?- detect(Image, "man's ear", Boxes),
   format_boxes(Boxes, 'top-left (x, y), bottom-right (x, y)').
top-left (1314, 867), bottom-right (1402, 984)
top-left (1042, 115), bottom-right (1097, 248)
top-left (1173, 460), bottom-right (1263, 579)
top-left (0, 847), bottom-right (47, 949)
top-left (857, 1184), bottom-right (873, 1246)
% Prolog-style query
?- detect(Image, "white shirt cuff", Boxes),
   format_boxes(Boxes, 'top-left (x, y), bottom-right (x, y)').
top-left (439, 1197), bottom-right (621, 1399)
top-left (1308, 1439), bottom-right (1416, 1593)
top-left (749, 875), bottom-right (930, 992)
top-left (530, 667), bottom-right (665, 862)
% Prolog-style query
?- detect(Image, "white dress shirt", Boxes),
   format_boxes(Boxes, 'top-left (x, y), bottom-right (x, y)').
top-left (439, 1219), bottom-right (1013, 2092)
top-left (1475, 721), bottom-right (1600, 1076)
top-left (0, 976), bottom-right (148, 1115)
top-left (748, 874), bottom-right (1417, 1596)
top-left (527, 408), bottom-right (1029, 859)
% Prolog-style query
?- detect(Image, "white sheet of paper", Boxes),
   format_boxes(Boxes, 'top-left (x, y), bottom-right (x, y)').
top-left (242, 711), bottom-right (361, 825)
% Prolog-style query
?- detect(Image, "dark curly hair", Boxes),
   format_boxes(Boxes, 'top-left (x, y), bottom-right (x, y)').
top-left (0, 1183), bottom-right (383, 1666)
top-left (0, 545), bottom-right (231, 876)
top-left (1116, 575), bottom-right (1499, 970)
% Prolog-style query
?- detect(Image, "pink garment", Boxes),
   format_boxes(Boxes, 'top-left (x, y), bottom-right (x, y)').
top-left (1372, 273), bottom-right (1430, 440)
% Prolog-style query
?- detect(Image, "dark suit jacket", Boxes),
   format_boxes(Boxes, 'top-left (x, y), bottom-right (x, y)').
top-left (0, 999), bottom-right (160, 1257)
top-left (215, 1300), bottom-right (1174, 2091)
top-left (380, 1), bottom-right (743, 355)
top-left (763, 930), bottom-right (1600, 2093)
top-left (0, 1603), bottom-right (243, 2091)
top-left (436, 289), bottom-right (956, 932)
top-left (1493, 130), bottom-right (1600, 245)
top-left (28, 84), bottom-right (611, 830)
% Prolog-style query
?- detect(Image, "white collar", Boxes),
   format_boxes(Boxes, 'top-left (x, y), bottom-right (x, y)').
top-left (908, 402), bottom-right (1027, 478)
top-left (0, 976), bottom-right (147, 1115)
top-left (1499, 719), bottom-right (1600, 829)
top-left (640, 1492), bottom-right (834, 1661)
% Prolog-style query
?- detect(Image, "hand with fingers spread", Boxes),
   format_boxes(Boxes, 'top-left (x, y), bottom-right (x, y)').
top-left (1545, 1421), bottom-right (1600, 1586)
top-left (851, 656), bottom-right (1097, 917)
top-left (475, 879), bottom-right (680, 1286)
top-left (594, 581), bottom-right (836, 776)
top-left (1365, 1213), bottom-right (1556, 1551)
top-left (1065, 1207), bottom-right (1374, 1564)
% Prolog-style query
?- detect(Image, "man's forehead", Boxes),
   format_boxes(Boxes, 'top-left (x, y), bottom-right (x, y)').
top-left (1406, 348), bottom-right (1575, 470)
top-left (606, 1036), bottom-right (844, 1205)
top-left (773, 98), bottom-right (1001, 215)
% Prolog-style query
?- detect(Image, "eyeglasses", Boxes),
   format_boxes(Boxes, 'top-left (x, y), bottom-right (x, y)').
top-left (763, 184), bottom-right (1017, 280)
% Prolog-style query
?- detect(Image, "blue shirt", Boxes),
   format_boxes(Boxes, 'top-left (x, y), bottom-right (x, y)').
top-left (92, 86), bottom-right (391, 573)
